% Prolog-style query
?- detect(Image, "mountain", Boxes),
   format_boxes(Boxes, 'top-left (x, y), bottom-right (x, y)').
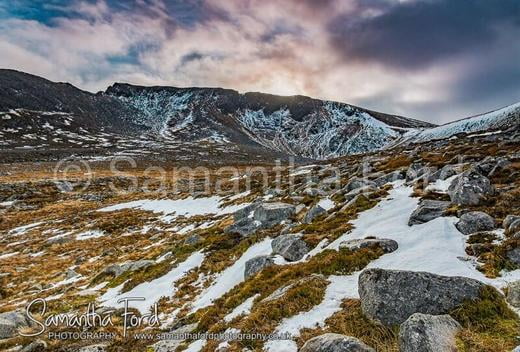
top-left (1, 69), bottom-right (518, 162)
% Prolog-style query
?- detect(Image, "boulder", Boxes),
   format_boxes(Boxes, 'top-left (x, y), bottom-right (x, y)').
top-left (399, 313), bottom-right (461, 352)
top-left (406, 163), bottom-right (424, 181)
top-left (345, 178), bottom-right (377, 193)
top-left (253, 203), bottom-right (295, 226)
top-left (244, 255), bottom-right (275, 278)
top-left (300, 333), bottom-right (375, 352)
top-left (21, 339), bottom-right (47, 352)
top-left (224, 217), bottom-right (262, 236)
top-left (455, 211), bottom-right (495, 235)
top-left (447, 170), bottom-right (494, 205)
top-left (504, 215), bottom-right (520, 232)
top-left (373, 170), bottom-right (405, 187)
top-left (0, 310), bottom-right (31, 339)
top-left (506, 281), bottom-right (520, 308)
top-left (507, 247), bottom-right (520, 266)
top-left (233, 202), bottom-right (260, 222)
top-left (408, 200), bottom-right (451, 226)
top-left (358, 268), bottom-right (485, 326)
top-left (272, 234), bottom-right (309, 262)
top-left (439, 164), bottom-right (460, 180)
top-left (339, 238), bottom-right (398, 254)
top-left (304, 204), bottom-right (326, 223)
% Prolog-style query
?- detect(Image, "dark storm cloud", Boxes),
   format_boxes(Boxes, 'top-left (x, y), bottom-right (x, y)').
top-left (328, 0), bottom-right (520, 69)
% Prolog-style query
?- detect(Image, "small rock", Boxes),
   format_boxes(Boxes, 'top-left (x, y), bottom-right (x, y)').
top-left (345, 177), bottom-right (377, 192)
top-left (77, 344), bottom-right (107, 352)
top-left (373, 170), bottom-right (405, 187)
top-left (184, 234), bottom-right (202, 246)
top-left (65, 269), bottom-right (79, 280)
top-left (408, 200), bottom-right (451, 226)
top-left (358, 268), bottom-right (485, 326)
top-left (504, 215), bottom-right (520, 232)
top-left (21, 339), bottom-right (47, 352)
top-left (272, 234), bottom-right (309, 262)
top-left (303, 204), bottom-right (326, 223)
top-left (506, 247), bottom-right (520, 266)
top-left (339, 238), bottom-right (398, 254)
top-left (300, 333), bottom-right (375, 352)
top-left (439, 164), bottom-right (460, 180)
top-left (399, 313), bottom-right (461, 352)
top-left (455, 211), bottom-right (495, 235)
top-left (244, 255), bottom-right (275, 278)
top-left (506, 281), bottom-right (520, 308)
top-left (0, 310), bottom-right (31, 339)
top-left (447, 170), bottom-right (494, 205)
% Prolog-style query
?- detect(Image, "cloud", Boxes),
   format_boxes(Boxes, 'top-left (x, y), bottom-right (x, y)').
top-left (0, 0), bottom-right (518, 124)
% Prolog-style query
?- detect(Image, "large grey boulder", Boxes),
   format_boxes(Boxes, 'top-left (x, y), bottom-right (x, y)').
top-left (272, 234), bottom-right (309, 262)
top-left (253, 203), bottom-right (295, 226)
top-left (300, 333), bottom-right (375, 352)
top-left (233, 202), bottom-right (260, 222)
top-left (345, 178), bottom-right (377, 193)
top-left (439, 164), bottom-right (460, 180)
top-left (0, 310), bottom-right (31, 339)
top-left (304, 204), bottom-right (326, 223)
top-left (406, 163), bottom-right (425, 181)
top-left (504, 215), bottom-right (520, 232)
top-left (506, 281), bottom-right (520, 308)
top-left (399, 313), bottom-right (461, 352)
top-left (224, 217), bottom-right (262, 236)
top-left (447, 170), bottom-right (494, 205)
top-left (408, 200), bottom-right (451, 226)
top-left (244, 255), bottom-right (275, 278)
top-left (339, 238), bottom-right (398, 254)
top-left (455, 211), bottom-right (495, 235)
top-left (358, 268), bottom-right (485, 326)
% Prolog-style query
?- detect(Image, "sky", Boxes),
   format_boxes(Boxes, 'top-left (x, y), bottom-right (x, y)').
top-left (0, 0), bottom-right (519, 124)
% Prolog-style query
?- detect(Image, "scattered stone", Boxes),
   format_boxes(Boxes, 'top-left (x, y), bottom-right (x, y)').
top-left (358, 268), bottom-right (485, 326)
top-left (399, 313), bottom-right (461, 352)
top-left (184, 234), bottom-right (202, 246)
top-left (506, 281), bottom-right (520, 308)
top-left (300, 333), bottom-right (375, 352)
top-left (271, 234), bottom-right (309, 261)
top-left (373, 170), bottom-right (405, 187)
top-left (447, 170), bottom-right (494, 205)
top-left (408, 200), bottom-right (451, 226)
top-left (506, 247), bottom-right (520, 266)
top-left (0, 310), bottom-right (31, 339)
top-left (345, 177), bottom-right (377, 193)
top-left (65, 269), bottom-right (79, 280)
top-left (21, 339), bottom-right (47, 352)
top-left (244, 255), bottom-right (275, 278)
top-left (504, 215), bottom-right (520, 232)
top-left (439, 164), bottom-right (460, 180)
top-left (303, 204), bottom-right (326, 223)
top-left (455, 211), bottom-right (495, 235)
top-left (339, 238), bottom-right (398, 254)
top-left (102, 260), bottom-right (154, 278)
top-left (77, 344), bottom-right (107, 352)
top-left (253, 203), bottom-right (295, 226)
top-left (225, 217), bottom-right (262, 237)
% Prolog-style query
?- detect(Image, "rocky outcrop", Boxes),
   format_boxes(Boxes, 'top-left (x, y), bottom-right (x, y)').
top-left (244, 255), bottom-right (275, 278)
top-left (0, 310), bottom-right (32, 339)
top-left (358, 268), bottom-right (485, 326)
top-left (304, 204), bottom-right (326, 223)
top-left (506, 281), bottom-right (520, 308)
top-left (339, 238), bottom-right (398, 254)
top-left (455, 211), bottom-right (495, 235)
top-left (447, 170), bottom-right (494, 205)
top-left (271, 234), bottom-right (309, 261)
top-left (408, 200), bottom-right (451, 226)
top-left (300, 333), bottom-right (375, 352)
top-left (399, 313), bottom-right (461, 352)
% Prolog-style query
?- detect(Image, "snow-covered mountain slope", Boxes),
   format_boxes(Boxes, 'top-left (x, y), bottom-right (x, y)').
top-left (398, 102), bottom-right (520, 144)
top-left (104, 83), bottom-right (433, 159)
